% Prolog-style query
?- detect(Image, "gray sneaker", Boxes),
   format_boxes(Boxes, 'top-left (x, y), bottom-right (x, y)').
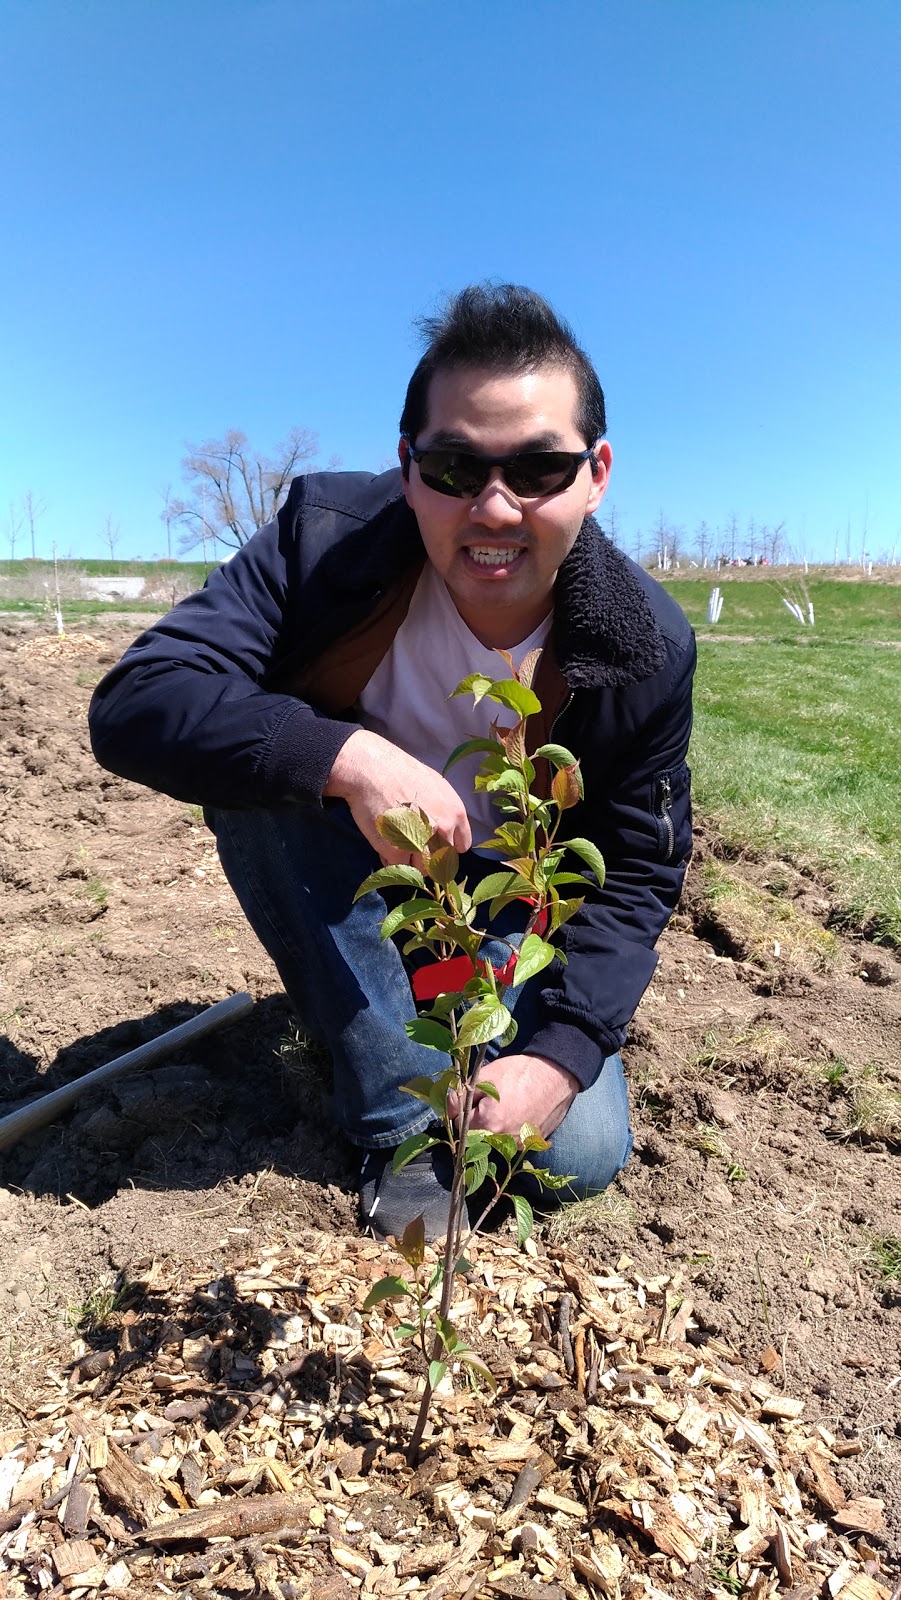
top-left (359, 1139), bottom-right (457, 1242)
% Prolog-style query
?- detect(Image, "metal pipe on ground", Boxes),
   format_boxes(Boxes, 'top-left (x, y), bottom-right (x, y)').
top-left (0, 991), bottom-right (254, 1154)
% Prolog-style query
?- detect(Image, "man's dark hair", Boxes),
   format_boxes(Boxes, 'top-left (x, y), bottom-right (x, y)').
top-left (400, 283), bottom-right (607, 447)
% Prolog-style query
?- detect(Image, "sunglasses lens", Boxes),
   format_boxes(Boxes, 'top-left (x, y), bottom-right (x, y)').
top-left (413, 449), bottom-right (585, 498)
top-left (504, 453), bottom-right (580, 496)
top-left (416, 452), bottom-right (488, 499)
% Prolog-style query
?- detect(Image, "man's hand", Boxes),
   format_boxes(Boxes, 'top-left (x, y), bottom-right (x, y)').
top-left (324, 729), bottom-right (472, 864)
top-left (448, 1054), bottom-right (579, 1140)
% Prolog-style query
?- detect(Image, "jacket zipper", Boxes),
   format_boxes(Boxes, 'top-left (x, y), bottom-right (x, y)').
top-left (548, 692), bottom-right (574, 745)
top-left (659, 774), bottom-right (675, 861)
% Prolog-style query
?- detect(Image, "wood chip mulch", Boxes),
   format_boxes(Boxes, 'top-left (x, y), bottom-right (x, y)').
top-left (0, 1232), bottom-right (893, 1600)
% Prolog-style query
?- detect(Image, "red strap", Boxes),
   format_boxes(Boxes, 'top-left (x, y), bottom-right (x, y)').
top-left (409, 906), bottom-right (551, 1000)
top-left (411, 954), bottom-right (477, 1001)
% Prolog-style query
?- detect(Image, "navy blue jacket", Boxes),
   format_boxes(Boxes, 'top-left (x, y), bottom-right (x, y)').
top-left (90, 469), bottom-right (695, 1089)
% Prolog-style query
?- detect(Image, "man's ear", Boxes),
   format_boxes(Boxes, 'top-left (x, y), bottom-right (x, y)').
top-left (585, 441), bottom-right (613, 516)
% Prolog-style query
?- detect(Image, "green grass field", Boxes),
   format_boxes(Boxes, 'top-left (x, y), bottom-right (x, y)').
top-left (659, 575), bottom-right (901, 946)
top-left (0, 557), bottom-right (215, 616)
top-left (0, 557), bottom-right (215, 582)
top-left (658, 572), bottom-right (901, 642)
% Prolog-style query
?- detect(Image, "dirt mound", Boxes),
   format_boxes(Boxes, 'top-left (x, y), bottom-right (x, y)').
top-left (0, 618), bottom-right (899, 1580)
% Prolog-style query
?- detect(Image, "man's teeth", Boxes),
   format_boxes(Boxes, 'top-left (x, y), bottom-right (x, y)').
top-left (467, 546), bottom-right (523, 566)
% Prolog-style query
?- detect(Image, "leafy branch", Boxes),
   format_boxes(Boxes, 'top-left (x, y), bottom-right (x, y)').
top-left (358, 646), bottom-right (605, 1460)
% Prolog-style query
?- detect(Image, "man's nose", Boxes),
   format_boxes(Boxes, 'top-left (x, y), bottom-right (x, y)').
top-left (468, 471), bottom-right (523, 528)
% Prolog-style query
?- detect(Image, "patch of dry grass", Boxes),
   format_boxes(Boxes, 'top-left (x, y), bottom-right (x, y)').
top-left (846, 1068), bottom-right (901, 1142)
top-left (688, 1023), bottom-right (794, 1085)
top-left (699, 862), bottom-right (841, 975)
top-left (544, 1188), bottom-right (637, 1242)
top-left (680, 1121), bottom-right (733, 1162)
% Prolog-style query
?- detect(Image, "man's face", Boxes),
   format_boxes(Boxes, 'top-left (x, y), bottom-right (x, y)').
top-left (400, 363), bottom-right (612, 648)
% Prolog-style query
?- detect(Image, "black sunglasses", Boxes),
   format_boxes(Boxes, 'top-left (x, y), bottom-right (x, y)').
top-left (402, 436), bottom-right (597, 500)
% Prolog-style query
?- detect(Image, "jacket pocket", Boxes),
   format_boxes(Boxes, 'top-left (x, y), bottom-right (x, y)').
top-left (654, 762), bottom-right (692, 863)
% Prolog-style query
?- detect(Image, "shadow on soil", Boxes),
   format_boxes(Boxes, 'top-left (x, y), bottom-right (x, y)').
top-left (0, 994), bottom-right (352, 1207)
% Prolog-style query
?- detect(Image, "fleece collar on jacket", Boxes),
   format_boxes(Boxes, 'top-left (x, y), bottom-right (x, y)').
top-left (315, 494), bottom-right (668, 691)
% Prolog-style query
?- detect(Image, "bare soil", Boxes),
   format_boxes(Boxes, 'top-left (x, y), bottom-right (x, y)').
top-left (1, 618), bottom-right (899, 1572)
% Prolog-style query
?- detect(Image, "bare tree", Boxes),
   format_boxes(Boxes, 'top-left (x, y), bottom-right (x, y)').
top-left (102, 515), bottom-right (121, 559)
top-left (160, 484), bottom-right (176, 560)
top-left (766, 520), bottom-right (786, 565)
top-left (6, 501), bottom-right (25, 559)
top-left (694, 520), bottom-right (712, 566)
top-left (725, 512), bottom-right (739, 564)
top-left (605, 502), bottom-right (621, 547)
top-left (172, 427), bottom-right (319, 553)
top-left (23, 491), bottom-right (46, 559)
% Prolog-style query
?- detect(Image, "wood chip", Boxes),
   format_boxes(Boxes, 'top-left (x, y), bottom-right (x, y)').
top-left (832, 1576), bottom-right (891, 1600)
top-left (142, 1490), bottom-right (312, 1544)
top-left (802, 1443), bottom-right (846, 1514)
top-left (67, 1416), bottom-right (163, 1527)
top-left (832, 1497), bottom-right (885, 1537)
top-left (758, 1394), bottom-right (805, 1420)
top-left (52, 1539), bottom-right (99, 1579)
top-left (533, 1487), bottom-right (585, 1517)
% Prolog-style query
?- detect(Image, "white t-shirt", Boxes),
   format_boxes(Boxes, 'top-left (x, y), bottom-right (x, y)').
top-left (357, 563), bottom-right (552, 852)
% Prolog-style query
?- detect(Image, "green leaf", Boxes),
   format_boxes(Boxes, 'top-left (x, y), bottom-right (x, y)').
top-left (450, 672), bottom-right (494, 705)
top-left (376, 806), bottom-right (434, 853)
top-left (435, 1314), bottom-right (462, 1353)
top-left (428, 1359), bottom-right (448, 1390)
top-left (425, 840), bottom-right (459, 887)
top-left (512, 1192), bottom-right (534, 1246)
top-left (521, 1163), bottom-right (577, 1190)
top-left (474, 1078), bottom-right (500, 1102)
top-left (511, 933), bottom-right (557, 987)
top-left (497, 1014), bottom-right (519, 1048)
top-left (471, 871), bottom-right (533, 906)
top-left (400, 1069), bottom-right (456, 1113)
top-left (443, 737), bottom-right (505, 774)
top-left (519, 1123), bottom-right (551, 1152)
top-left (484, 1131), bottom-right (518, 1162)
top-left (399, 1214), bottom-right (426, 1266)
top-left (394, 1322), bottom-right (418, 1341)
top-left (465, 1149), bottom-right (490, 1194)
top-left (379, 897), bottom-right (438, 941)
top-left (485, 679), bottom-right (542, 718)
top-left (404, 1017), bottom-right (455, 1052)
top-left (481, 768), bottom-right (527, 796)
top-left (393, 1131), bottom-right (443, 1171)
top-left (562, 837), bottom-right (606, 887)
top-left (546, 871), bottom-right (589, 887)
top-left (456, 999), bottom-right (512, 1049)
top-left (363, 1275), bottom-right (411, 1309)
top-left (426, 991), bottom-right (465, 1019)
top-left (457, 1350), bottom-right (498, 1390)
top-left (548, 897), bottom-right (583, 934)
top-left (353, 864), bottom-right (426, 901)
top-left (532, 742), bottom-right (579, 768)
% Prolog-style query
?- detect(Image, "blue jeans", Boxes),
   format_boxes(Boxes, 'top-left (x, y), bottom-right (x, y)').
top-left (208, 800), bottom-right (633, 1194)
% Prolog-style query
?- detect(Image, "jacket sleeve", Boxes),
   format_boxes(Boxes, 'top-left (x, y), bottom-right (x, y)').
top-left (88, 511), bottom-right (361, 808)
top-left (525, 631), bottom-right (696, 1090)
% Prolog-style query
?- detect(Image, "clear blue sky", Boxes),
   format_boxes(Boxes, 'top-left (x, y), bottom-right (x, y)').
top-left (1, 0), bottom-right (898, 562)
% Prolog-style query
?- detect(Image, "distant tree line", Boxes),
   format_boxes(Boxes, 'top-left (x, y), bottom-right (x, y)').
top-left (5, 441), bottom-right (897, 568)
